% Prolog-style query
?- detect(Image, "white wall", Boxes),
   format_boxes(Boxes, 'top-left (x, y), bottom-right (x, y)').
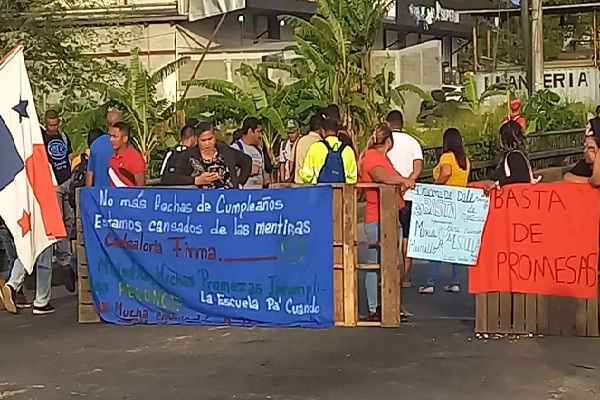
top-left (82, 20), bottom-right (442, 120)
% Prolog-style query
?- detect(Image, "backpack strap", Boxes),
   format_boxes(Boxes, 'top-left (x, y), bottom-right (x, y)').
top-left (504, 150), bottom-right (535, 182)
top-left (321, 139), bottom-right (335, 152)
top-left (234, 140), bottom-right (243, 151)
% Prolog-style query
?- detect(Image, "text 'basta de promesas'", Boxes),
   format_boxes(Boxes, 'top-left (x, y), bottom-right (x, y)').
top-left (92, 189), bottom-right (312, 237)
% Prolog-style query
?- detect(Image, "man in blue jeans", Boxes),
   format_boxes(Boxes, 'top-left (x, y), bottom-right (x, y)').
top-left (0, 218), bottom-right (32, 309)
top-left (0, 245), bottom-right (54, 315)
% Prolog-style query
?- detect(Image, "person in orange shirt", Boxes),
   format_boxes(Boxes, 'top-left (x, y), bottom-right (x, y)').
top-left (502, 99), bottom-right (527, 132)
top-left (359, 123), bottom-right (415, 321)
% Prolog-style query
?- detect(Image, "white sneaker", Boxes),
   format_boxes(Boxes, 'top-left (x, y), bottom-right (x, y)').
top-left (443, 284), bottom-right (461, 293)
top-left (419, 285), bottom-right (435, 294)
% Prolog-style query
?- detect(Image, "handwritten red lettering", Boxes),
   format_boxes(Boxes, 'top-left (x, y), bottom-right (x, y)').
top-left (471, 183), bottom-right (600, 299)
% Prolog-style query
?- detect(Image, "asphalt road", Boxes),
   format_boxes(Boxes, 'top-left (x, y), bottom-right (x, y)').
top-left (1, 264), bottom-right (599, 400)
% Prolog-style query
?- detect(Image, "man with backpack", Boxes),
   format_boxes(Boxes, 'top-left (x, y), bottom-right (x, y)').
top-left (299, 117), bottom-right (357, 184)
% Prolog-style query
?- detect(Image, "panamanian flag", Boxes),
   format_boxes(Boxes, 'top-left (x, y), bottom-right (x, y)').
top-left (0, 46), bottom-right (66, 273)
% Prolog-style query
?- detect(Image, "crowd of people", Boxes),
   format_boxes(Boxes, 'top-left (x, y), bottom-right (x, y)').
top-left (0, 100), bottom-right (598, 322)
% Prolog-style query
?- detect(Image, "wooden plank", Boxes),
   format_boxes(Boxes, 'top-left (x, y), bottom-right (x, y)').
top-left (548, 296), bottom-right (562, 336)
top-left (587, 290), bottom-right (599, 337)
top-left (560, 298), bottom-right (578, 336)
top-left (576, 299), bottom-right (588, 336)
top-left (333, 246), bottom-right (343, 267)
top-left (525, 294), bottom-right (537, 334)
top-left (499, 292), bottom-right (512, 333)
top-left (78, 286), bottom-right (94, 305)
top-left (475, 294), bottom-right (487, 333)
top-left (341, 185), bottom-right (357, 327)
top-left (357, 263), bottom-right (380, 270)
top-left (379, 186), bottom-right (400, 328)
top-left (548, 296), bottom-right (577, 336)
top-left (78, 275), bottom-right (94, 304)
top-left (78, 304), bottom-right (101, 324)
top-left (512, 294), bottom-right (526, 334)
top-left (486, 293), bottom-right (500, 333)
top-left (332, 187), bottom-right (343, 245)
top-left (77, 245), bottom-right (87, 266)
top-left (78, 262), bottom-right (89, 279)
top-left (334, 268), bottom-right (344, 325)
top-left (537, 295), bottom-right (549, 335)
top-left (356, 321), bottom-right (381, 327)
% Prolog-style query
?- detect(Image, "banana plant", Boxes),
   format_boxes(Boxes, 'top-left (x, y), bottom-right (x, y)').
top-left (184, 63), bottom-right (326, 159)
top-left (463, 72), bottom-right (516, 113)
top-left (87, 48), bottom-right (190, 162)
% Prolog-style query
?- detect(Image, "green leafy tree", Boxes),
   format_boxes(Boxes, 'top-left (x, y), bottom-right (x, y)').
top-left (283, 0), bottom-right (396, 140)
top-left (72, 48), bottom-right (189, 174)
top-left (0, 0), bottom-right (131, 109)
top-left (184, 63), bottom-right (327, 158)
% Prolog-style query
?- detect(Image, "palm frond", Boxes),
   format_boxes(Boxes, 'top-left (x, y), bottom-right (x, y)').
top-left (150, 56), bottom-right (191, 85)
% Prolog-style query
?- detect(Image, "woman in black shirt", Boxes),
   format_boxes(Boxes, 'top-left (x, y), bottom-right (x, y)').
top-left (484, 121), bottom-right (540, 190)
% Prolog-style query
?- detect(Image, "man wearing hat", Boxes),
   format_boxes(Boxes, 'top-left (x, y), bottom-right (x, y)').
top-left (502, 99), bottom-right (527, 132)
top-left (279, 119), bottom-right (301, 182)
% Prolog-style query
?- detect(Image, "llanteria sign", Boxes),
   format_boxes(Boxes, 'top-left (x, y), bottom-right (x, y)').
top-left (474, 67), bottom-right (600, 104)
top-left (408, 1), bottom-right (460, 30)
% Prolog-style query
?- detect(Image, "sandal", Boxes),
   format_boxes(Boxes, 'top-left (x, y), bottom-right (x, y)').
top-left (443, 284), bottom-right (461, 293)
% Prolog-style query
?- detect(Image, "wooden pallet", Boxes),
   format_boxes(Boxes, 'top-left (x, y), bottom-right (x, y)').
top-left (332, 184), bottom-right (401, 327)
top-left (77, 185), bottom-right (402, 327)
top-left (475, 289), bottom-right (600, 337)
top-left (76, 194), bottom-right (100, 324)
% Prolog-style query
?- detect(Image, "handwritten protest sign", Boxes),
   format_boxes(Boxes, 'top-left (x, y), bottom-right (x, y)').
top-left (469, 183), bottom-right (600, 299)
top-left (407, 184), bottom-right (490, 264)
top-left (80, 187), bottom-right (334, 327)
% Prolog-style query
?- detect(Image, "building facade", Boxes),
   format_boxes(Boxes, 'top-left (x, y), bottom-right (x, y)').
top-left (67, 0), bottom-right (491, 114)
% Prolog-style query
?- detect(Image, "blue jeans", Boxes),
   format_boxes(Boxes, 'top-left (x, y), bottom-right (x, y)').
top-left (363, 222), bottom-right (401, 313)
top-left (8, 245), bottom-right (53, 307)
top-left (426, 261), bottom-right (463, 286)
top-left (363, 222), bottom-right (380, 313)
top-left (0, 228), bottom-right (17, 280)
top-left (55, 179), bottom-right (74, 266)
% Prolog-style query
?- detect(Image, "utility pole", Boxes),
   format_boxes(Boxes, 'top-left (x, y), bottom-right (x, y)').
top-left (531, 0), bottom-right (544, 92)
top-left (520, 0), bottom-right (533, 95)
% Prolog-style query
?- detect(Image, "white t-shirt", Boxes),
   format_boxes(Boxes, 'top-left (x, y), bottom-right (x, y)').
top-left (232, 140), bottom-right (264, 189)
top-left (279, 139), bottom-right (293, 180)
top-left (387, 131), bottom-right (423, 201)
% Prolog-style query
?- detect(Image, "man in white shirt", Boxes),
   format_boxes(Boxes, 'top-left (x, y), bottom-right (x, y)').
top-left (386, 110), bottom-right (423, 289)
top-left (279, 119), bottom-right (301, 182)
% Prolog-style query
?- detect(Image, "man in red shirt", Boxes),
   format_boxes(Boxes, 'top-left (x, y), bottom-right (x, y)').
top-left (108, 122), bottom-right (146, 187)
top-left (502, 99), bottom-right (527, 132)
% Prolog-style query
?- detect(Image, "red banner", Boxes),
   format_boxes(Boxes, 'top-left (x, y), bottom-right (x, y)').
top-left (469, 182), bottom-right (600, 299)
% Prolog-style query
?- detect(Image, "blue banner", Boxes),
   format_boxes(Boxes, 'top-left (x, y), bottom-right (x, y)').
top-left (407, 184), bottom-right (490, 265)
top-left (80, 187), bottom-right (334, 327)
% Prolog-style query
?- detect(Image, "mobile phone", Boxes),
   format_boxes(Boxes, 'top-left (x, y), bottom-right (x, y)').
top-left (208, 165), bottom-right (220, 173)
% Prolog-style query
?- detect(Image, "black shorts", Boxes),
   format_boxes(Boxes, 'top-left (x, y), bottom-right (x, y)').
top-left (399, 201), bottom-right (412, 239)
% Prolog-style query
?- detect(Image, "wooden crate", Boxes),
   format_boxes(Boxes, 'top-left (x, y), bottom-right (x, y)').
top-left (77, 185), bottom-right (402, 327)
top-left (76, 190), bottom-right (101, 324)
top-left (475, 288), bottom-right (600, 336)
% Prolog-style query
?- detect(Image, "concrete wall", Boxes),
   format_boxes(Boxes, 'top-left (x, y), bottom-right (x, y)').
top-left (84, 21), bottom-right (442, 121)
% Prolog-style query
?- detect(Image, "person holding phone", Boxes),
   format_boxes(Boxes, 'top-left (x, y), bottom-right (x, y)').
top-left (189, 122), bottom-right (251, 189)
top-left (161, 122), bottom-right (251, 188)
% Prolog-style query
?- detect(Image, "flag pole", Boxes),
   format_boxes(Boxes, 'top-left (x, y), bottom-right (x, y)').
top-left (0, 45), bottom-right (24, 69)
